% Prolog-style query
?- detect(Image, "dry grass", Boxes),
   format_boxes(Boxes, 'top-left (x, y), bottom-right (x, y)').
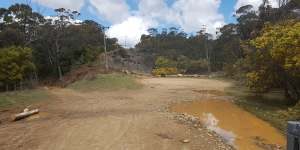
top-left (0, 89), bottom-right (50, 110)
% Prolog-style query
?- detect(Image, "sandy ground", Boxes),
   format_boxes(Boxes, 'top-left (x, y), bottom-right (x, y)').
top-left (0, 77), bottom-right (233, 150)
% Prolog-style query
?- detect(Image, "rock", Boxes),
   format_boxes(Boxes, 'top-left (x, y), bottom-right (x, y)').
top-left (177, 74), bottom-right (183, 77)
top-left (181, 139), bottom-right (190, 143)
top-left (124, 70), bottom-right (130, 75)
top-left (190, 116), bottom-right (197, 122)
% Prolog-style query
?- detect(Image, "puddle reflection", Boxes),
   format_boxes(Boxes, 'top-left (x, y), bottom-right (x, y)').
top-left (171, 100), bottom-right (286, 150)
top-left (202, 113), bottom-right (236, 147)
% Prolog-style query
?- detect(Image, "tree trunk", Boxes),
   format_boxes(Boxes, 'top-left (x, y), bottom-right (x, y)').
top-left (287, 83), bottom-right (300, 104)
top-left (57, 64), bottom-right (63, 81)
top-left (279, 66), bottom-right (300, 105)
top-left (33, 71), bottom-right (39, 86)
top-left (55, 38), bottom-right (63, 81)
top-left (285, 89), bottom-right (299, 105)
top-left (20, 80), bottom-right (23, 91)
top-left (282, 78), bottom-right (300, 105)
top-left (14, 83), bottom-right (17, 91)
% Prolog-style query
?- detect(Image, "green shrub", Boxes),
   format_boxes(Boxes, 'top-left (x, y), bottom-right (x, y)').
top-left (0, 46), bottom-right (36, 90)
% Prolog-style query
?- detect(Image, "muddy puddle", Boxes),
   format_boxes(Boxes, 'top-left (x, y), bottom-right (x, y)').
top-left (171, 100), bottom-right (286, 150)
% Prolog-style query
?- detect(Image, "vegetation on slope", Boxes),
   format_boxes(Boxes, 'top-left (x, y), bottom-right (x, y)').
top-left (68, 74), bottom-right (142, 92)
top-left (0, 4), bottom-right (121, 91)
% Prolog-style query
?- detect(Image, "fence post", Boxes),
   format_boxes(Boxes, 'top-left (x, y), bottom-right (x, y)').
top-left (288, 121), bottom-right (300, 150)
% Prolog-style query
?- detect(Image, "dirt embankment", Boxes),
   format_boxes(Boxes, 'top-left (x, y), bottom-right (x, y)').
top-left (0, 77), bottom-right (233, 150)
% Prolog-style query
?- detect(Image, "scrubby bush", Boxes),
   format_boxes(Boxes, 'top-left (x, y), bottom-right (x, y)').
top-left (223, 58), bottom-right (250, 82)
top-left (177, 55), bottom-right (208, 73)
top-left (247, 21), bottom-right (300, 104)
top-left (184, 59), bottom-right (208, 74)
top-left (155, 56), bottom-right (176, 68)
top-left (152, 56), bottom-right (178, 76)
top-left (152, 67), bottom-right (178, 76)
top-left (153, 55), bottom-right (209, 75)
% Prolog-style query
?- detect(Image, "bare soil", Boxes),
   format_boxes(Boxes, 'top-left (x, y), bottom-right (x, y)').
top-left (0, 77), bottom-right (233, 150)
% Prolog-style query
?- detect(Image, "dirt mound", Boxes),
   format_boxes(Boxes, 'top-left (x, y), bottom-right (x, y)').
top-left (60, 65), bottom-right (116, 87)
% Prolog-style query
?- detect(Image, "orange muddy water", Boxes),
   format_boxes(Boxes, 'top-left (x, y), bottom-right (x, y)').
top-left (171, 100), bottom-right (286, 150)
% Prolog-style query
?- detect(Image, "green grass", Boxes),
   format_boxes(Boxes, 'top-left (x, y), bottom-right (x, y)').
top-left (225, 84), bottom-right (296, 133)
top-left (0, 89), bottom-right (50, 110)
top-left (68, 73), bottom-right (143, 92)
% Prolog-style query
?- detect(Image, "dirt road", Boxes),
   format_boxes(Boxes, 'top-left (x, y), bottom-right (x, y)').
top-left (0, 77), bottom-right (233, 150)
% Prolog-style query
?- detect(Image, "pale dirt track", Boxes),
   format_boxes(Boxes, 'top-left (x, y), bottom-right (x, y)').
top-left (0, 77), bottom-right (233, 150)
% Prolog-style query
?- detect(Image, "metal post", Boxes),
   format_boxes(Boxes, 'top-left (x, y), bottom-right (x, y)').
top-left (102, 27), bottom-right (109, 71)
top-left (205, 38), bottom-right (211, 74)
top-left (202, 25), bottom-right (211, 75)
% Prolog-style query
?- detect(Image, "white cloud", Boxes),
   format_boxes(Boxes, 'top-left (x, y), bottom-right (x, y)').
top-left (33, 0), bottom-right (224, 47)
top-left (138, 0), bottom-right (173, 22)
top-left (89, 0), bottom-right (130, 23)
top-left (235, 0), bottom-right (279, 10)
top-left (107, 16), bottom-right (151, 48)
top-left (112, 0), bottom-right (224, 47)
top-left (137, 0), bottom-right (225, 34)
top-left (171, 0), bottom-right (225, 34)
top-left (32, 0), bottom-right (85, 11)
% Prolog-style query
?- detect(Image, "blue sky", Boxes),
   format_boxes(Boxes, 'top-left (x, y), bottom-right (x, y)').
top-left (0, 0), bottom-right (270, 47)
top-left (1, 0), bottom-right (237, 24)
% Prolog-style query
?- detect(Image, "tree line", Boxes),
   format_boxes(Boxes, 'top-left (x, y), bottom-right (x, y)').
top-left (136, 0), bottom-right (300, 104)
top-left (0, 4), bottom-right (120, 91)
